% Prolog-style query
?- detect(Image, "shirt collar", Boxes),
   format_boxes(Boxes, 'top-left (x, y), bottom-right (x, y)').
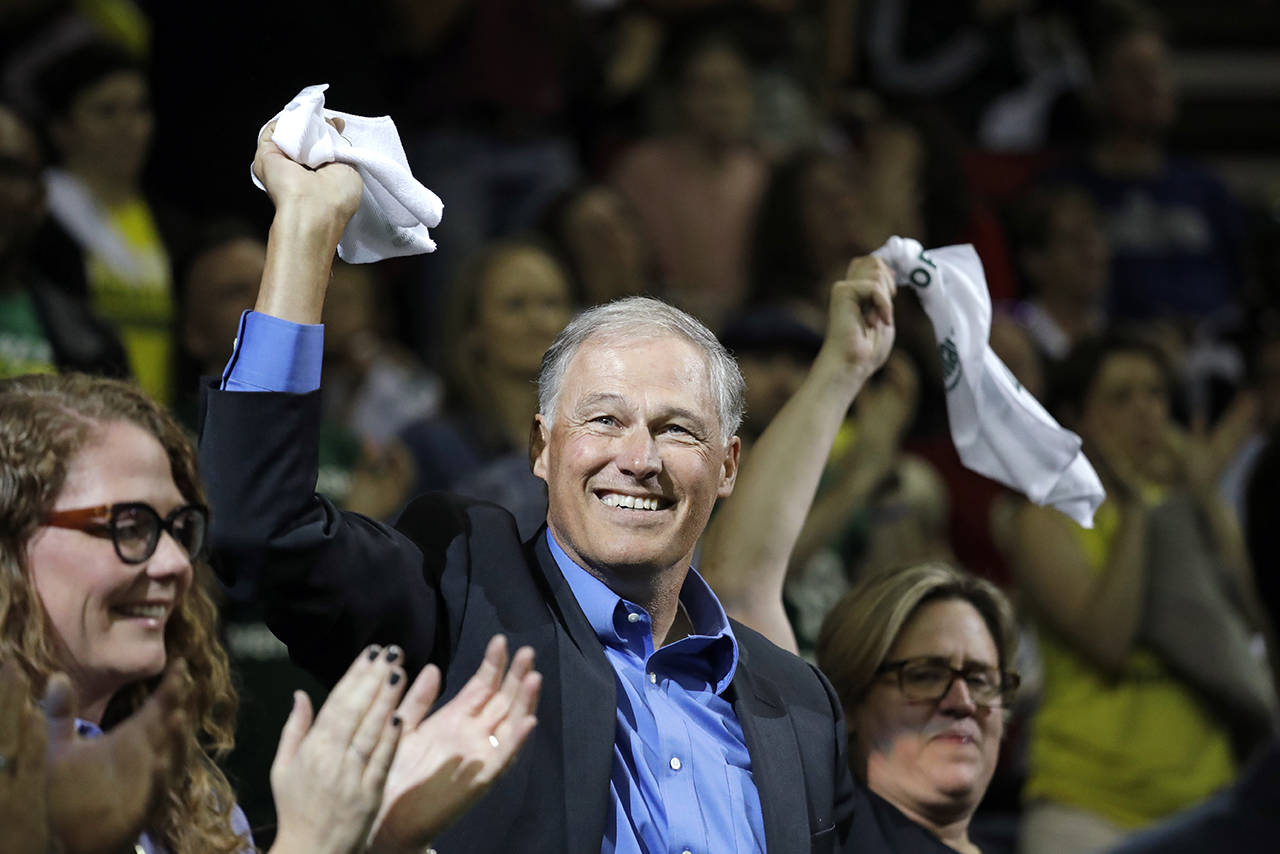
top-left (545, 528), bottom-right (739, 693)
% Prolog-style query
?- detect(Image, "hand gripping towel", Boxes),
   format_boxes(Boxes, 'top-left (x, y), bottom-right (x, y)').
top-left (252, 84), bottom-right (443, 263)
top-left (873, 236), bottom-right (1105, 527)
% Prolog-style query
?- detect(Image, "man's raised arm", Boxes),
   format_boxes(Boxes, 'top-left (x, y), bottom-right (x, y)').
top-left (251, 118), bottom-right (362, 326)
top-left (198, 123), bottom-right (441, 686)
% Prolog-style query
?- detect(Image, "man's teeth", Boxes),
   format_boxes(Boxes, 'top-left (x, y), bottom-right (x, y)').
top-left (115, 604), bottom-right (167, 619)
top-left (600, 493), bottom-right (662, 511)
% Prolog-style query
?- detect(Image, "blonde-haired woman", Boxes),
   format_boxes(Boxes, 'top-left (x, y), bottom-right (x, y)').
top-left (817, 563), bottom-right (1019, 854)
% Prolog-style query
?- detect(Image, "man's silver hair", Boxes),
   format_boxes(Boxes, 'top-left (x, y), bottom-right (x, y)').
top-left (538, 297), bottom-right (746, 442)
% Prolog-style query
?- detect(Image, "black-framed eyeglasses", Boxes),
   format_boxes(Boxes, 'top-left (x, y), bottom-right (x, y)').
top-left (44, 502), bottom-right (209, 565)
top-left (876, 656), bottom-right (1020, 708)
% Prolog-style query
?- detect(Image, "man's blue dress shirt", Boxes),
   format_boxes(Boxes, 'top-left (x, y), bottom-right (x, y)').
top-left (222, 310), bottom-right (768, 853)
top-left (547, 531), bottom-right (765, 854)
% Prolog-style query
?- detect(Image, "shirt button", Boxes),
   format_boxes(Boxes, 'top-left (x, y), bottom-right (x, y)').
top-left (627, 612), bottom-right (640, 623)
top-left (670, 756), bottom-right (682, 771)
top-left (649, 672), bottom-right (657, 684)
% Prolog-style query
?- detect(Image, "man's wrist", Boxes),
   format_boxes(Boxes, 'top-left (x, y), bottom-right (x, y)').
top-left (811, 347), bottom-right (874, 399)
top-left (269, 200), bottom-right (349, 250)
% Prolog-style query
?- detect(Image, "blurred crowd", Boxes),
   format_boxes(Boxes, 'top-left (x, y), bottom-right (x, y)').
top-left (2, 0), bottom-right (1279, 851)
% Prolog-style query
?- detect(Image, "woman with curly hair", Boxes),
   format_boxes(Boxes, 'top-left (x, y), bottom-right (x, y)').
top-left (0, 372), bottom-right (543, 854)
top-left (0, 372), bottom-right (249, 853)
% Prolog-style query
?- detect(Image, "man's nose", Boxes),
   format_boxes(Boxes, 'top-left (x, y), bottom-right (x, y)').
top-left (616, 428), bottom-right (662, 479)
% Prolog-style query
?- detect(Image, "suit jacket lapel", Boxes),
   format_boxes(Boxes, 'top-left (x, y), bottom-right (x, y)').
top-left (733, 644), bottom-right (811, 854)
top-left (530, 530), bottom-right (617, 854)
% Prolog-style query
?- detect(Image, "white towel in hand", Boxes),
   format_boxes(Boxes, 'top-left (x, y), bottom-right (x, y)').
top-left (252, 84), bottom-right (443, 263)
top-left (873, 236), bottom-right (1105, 527)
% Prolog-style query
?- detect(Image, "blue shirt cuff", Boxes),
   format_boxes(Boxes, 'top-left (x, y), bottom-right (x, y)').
top-left (220, 310), bottom-right (324, 393)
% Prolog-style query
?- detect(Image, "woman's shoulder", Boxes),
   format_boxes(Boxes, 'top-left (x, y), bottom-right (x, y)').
top-left (849, 783), bottom-right (957, 853)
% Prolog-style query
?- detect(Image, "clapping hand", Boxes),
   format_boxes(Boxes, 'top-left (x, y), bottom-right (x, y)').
top-left (0, 659), bottom-right (50, 854)
top-left (269, 646), bottom-right (407, 854)
top-left (369, 635), bottom-right (541, 854)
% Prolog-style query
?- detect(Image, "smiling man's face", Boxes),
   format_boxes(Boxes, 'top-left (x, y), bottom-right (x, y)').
top-left (533, 333), bottom-right (739, 580)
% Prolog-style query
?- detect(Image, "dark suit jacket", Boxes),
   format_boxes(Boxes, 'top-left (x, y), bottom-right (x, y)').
top-left (199, 386), bottom-right (856, 853)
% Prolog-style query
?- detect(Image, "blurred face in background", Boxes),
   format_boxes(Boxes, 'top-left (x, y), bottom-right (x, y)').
top-left (1080, 349), bottom-right (1170, 476)
top-left (562, 187), bottom-right (651, 305)
top-left (853, 598), bottom-right (1004, 827)
top-left (53, 70), bottom-right (154, 187)
top-left (680, 42), bottom-right (754, 149)
top-left (801, 156), bottom-right (863, 284)
top-left (474, 247), bottom-right (573, 378)
top-left (738, 349), bottom-right (812, 439)
top-left (1024, 192), bottom-right (1109, 306)
top-left (1098, 30), bottom-right (1176, 134)
top-left (182, 238), bottom-right (265, 374)
top-left (0, 107), bottom-right (44, 264)
top-left (324, 262), bottom-right (379, 361)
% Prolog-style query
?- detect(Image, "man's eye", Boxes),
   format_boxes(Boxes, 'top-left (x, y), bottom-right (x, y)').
top-left (663, 424), bottom-right (690, 435)
top-left (592, 416), bottom-right (617, 426)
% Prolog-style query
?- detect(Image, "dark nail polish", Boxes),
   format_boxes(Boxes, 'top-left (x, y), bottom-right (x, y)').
top-left (367, 645), bottom-right (381, 660)
top-left (386, 646), bottom-right (401, 663)
top-left (390, 671), bottom-right (401, 685)
top-left (392, 714), bottom-right (403, 727)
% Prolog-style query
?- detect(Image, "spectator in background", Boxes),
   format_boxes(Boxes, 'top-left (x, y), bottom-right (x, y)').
top-left (1219, 326), bottom-right (1280, 520)
top-left (699, 261), bottom-right (1015, 852)
top-left (1056, 0), bottom-right (1245, 324)
top-left (538, 183), bottom-right (659, 308)
top-left (1104, 429), bottom-right (1280, 852)
top-left (381, 0), bottom-right (581, 365)
top-left (0, 102), bottom-right (127, 379)
top-left (857, 0), bottom-right (1090, 151)
top-left (612, 31), bottom-right (767, 329)
top-left (1006, 184), bottom-right (1109, 365)
top-left (750, 149), bottom-right (868, 315)
top-left (1009, 333), bottom-right (1274, 854)
top-left (401, 239), bottom-right (572, 497)
top-left (178, 224), bottom-right (417, 522)
top-left (28, 41), bottom-right (180, 405)
top-left (712, 300), bottom-right (941, 658)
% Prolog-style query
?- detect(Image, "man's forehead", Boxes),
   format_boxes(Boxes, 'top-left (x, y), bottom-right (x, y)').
top-left (567, 331), bottom-right (710, 382)
top-left (561, 332), bottom-right (716, 407)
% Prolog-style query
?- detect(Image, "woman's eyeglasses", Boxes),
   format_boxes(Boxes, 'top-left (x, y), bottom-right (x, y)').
top-left (876, 656), bottom-right (1020, 708)
top-left (44, 502), bottom-right (209, 565)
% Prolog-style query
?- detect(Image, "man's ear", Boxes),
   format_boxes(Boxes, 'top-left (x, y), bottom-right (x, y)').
top-left (717, 435), bottom-right (741, 498)
top-left (530, 414), bottom-right (549, 481)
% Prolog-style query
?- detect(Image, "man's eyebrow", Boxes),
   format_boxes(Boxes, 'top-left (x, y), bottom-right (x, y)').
top-left (660, 406), bottom-right (712, 431)
top-left (575, 392), bottom-right (628, 413)
top-left (573, 395), bottom-right (713, 433)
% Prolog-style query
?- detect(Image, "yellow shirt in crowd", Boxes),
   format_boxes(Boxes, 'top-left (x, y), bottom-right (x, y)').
top-left (1024, 498), bottom-right (1237, 828)
top-left (85, 198), bottom-right (173, 405)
